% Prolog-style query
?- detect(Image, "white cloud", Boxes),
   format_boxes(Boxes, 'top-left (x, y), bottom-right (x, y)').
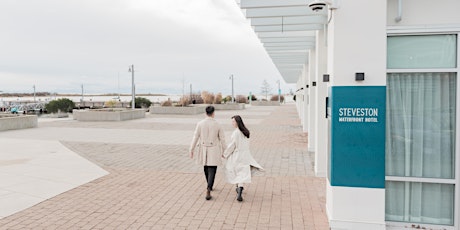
top-left (0, 0), bottom-right (292, 96)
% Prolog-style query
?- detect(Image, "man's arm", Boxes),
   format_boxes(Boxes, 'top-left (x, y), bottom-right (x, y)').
top-left (218, 126), bottom-right (226, 155)
top-left (189, 123), bottom-right (201, 158)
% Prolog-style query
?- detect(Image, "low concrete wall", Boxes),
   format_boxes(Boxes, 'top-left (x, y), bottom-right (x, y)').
top-left (46, 113), bottom-right (69, 118)
top-left (212, 103), bottom-right (245, 110)
top-left (149, 103), bottom-right (246, 115)
top-left (149, 106), bottom-right (205, 115)
top-left (0, 114), bottom-right (38, 131)
top-left (73, 109), bottom-right (145, 121)
top-left (251, 101), bottom-right (280, 106)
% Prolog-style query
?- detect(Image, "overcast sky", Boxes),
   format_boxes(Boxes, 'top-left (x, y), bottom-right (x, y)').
top-left (0, 0), bottom-right (291, 96)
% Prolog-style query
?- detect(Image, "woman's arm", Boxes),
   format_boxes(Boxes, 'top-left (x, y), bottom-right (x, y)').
top-left (223, 131), bottom-right (238, 158)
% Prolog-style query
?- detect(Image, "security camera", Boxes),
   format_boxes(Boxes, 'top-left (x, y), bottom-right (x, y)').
top-left (308, 0), bottom-right (327, 12)
top-left (308, 0), bottom-right (339, 12)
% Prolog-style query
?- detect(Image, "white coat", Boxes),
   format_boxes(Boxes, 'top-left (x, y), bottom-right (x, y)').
top-left (224, 129), bottom-right (264, 184)
top-left (190, 117), bottom-right (226, 166)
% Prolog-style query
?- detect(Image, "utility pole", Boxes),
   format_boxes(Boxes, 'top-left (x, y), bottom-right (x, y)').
top-left (128, 65), bottom-right (135, 109)
top-left (229, 74), bottom-right (234, 103)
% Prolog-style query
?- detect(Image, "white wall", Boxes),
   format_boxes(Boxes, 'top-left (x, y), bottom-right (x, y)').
top-left (325, 0), bottom-right (387, 229)
top-left (327, 181), bottom-right (386, 230)
top-left (328, 1), bottom-right (387, 86)
top-left (387, 0), bottom-right (460, 26)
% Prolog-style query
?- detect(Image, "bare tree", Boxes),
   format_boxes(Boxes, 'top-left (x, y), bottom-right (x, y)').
top-left (260, 79), bottom-right (272, 100)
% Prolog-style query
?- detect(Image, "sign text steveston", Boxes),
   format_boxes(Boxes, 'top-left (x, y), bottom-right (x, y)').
top-left (338, 107), bottom-right (379, 123)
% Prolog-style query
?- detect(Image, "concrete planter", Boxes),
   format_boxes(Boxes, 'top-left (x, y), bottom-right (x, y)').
top-left (47, 113), bottom-right (70, 118)
top-left (149, 105), bottom-right (205, 115)
top-left (251, 101), bottom-right (281, 106)
top-left (212, 103), bottom-right (245, 110)
top-left (0, 114), bottom-right (38, 131)
top-left (73, 109), bottom-right (145, 121)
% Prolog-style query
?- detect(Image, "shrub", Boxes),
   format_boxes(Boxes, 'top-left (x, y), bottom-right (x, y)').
top-left (178, 96), bottom-right (190, 106)
top-left (214, 93), bottom-right (222, 104)
top-left (133, 97), bottom-right (152, 108)
top-left (223, 95), bottom-right (232, 103)
top-left (248, 94), bottom-right (257, 101)
top-left (45, 98), bottom-right (75, 113)
top-left (236, 95), bottom-right (248, 103)
top-left (270, 95), bottom-right (285, 102)
top-left (104, 100), bottom-right (118, 108)
top-left (201, 91), bottom-right (215, 104)
top-left (161, 99), bottom-right (173, 106)
top-left (190, 94), bottom-right (203, 104)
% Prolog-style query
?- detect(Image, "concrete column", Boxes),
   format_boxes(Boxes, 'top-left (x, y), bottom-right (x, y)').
top-left (296, 79), bottom-right (303, 118)
top-left (314, 29), bottom-right (328, 177)
top-left (296, 61), bottom-right (311, 146)
top-left (297, 77), bottom-right (305, 127)
top-left (302, 66), bottom-right (309, 133)
top-left (325, 1), bottom-right (387, 230)
top-left (308, 50), bottom-right (316, 152)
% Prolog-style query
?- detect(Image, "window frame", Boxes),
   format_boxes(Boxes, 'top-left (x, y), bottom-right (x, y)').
top-left (386, 29), bottom-right (460, 230)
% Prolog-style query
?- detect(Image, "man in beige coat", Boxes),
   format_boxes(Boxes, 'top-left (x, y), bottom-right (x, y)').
top-left (190, 106), bottom-right (226, 200)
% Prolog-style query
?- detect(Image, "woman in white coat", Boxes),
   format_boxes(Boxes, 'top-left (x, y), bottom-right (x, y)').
top-left (223, 115), bottom-right (263, 202)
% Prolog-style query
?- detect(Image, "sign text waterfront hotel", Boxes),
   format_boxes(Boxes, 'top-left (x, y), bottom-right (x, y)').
top-left (338, 107), bottom-right (379, 123)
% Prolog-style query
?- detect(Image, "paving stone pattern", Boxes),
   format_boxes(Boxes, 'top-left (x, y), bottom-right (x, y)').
top-left (0, 104), bottom-right (329, 229)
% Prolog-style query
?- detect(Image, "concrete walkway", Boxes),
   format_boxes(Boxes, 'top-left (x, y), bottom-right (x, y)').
top-left (0, 103), bottom-right (329, 229)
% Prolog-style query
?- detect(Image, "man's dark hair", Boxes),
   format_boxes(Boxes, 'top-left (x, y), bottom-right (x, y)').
top-left (205, 106), bottom-right (215, 116)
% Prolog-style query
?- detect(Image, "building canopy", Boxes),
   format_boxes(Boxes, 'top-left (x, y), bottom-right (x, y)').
top-left (238, 0), bottom-right (327, 83)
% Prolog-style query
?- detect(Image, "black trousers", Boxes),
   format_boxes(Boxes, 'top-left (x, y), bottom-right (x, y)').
top-left (204, 166), bottom-right (217, 190)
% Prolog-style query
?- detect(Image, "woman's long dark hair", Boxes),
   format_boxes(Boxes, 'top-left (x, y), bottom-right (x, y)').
top-left (232, 115), bottom-right (250, 138)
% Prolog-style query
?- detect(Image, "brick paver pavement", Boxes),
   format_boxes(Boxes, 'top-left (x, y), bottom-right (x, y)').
top-left (0, 104), bottom-right (329, 229)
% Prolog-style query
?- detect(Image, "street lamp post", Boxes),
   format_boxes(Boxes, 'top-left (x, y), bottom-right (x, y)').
top-left (229, 74), bottom-right (234, 103)
top-left (33, 85), bottom-right (36, 102)
top-left (128, 65), bottom-right (135, 109)
top-left (277, 80), bottom-right (281, 103)
top-left (190, 84), bottom-right (192, 102)
top-left (81, 84), bottom-right (84, 102)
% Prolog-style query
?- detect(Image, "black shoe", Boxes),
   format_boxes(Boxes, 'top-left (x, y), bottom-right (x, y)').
top-left (206, 189), bottom-right (212, 200)
top-left (236, 187), bottom-right (244, 202)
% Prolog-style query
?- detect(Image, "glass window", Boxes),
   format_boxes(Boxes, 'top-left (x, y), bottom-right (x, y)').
top-left (386, 181), bottom-right (454, 225)
top-left (386, 73), bottom-right (456, 179)
top-left (386, 33), bottom-right (458, 227)
top-left (387, 35), bottom-right (457, 69)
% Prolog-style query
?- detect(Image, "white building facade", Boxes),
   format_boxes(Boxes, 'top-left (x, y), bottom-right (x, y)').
top-left (238, 0), bottom-right (460, 229)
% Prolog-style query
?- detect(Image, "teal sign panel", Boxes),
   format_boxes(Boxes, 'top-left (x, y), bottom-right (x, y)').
top-left (329, 86), bottom-right (386, 188)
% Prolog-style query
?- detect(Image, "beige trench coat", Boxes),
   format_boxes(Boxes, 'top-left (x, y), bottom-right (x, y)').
top-left (223, 129), bottom-right (264, 184)
top-left (190, 117), bottom-right (226, 166)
